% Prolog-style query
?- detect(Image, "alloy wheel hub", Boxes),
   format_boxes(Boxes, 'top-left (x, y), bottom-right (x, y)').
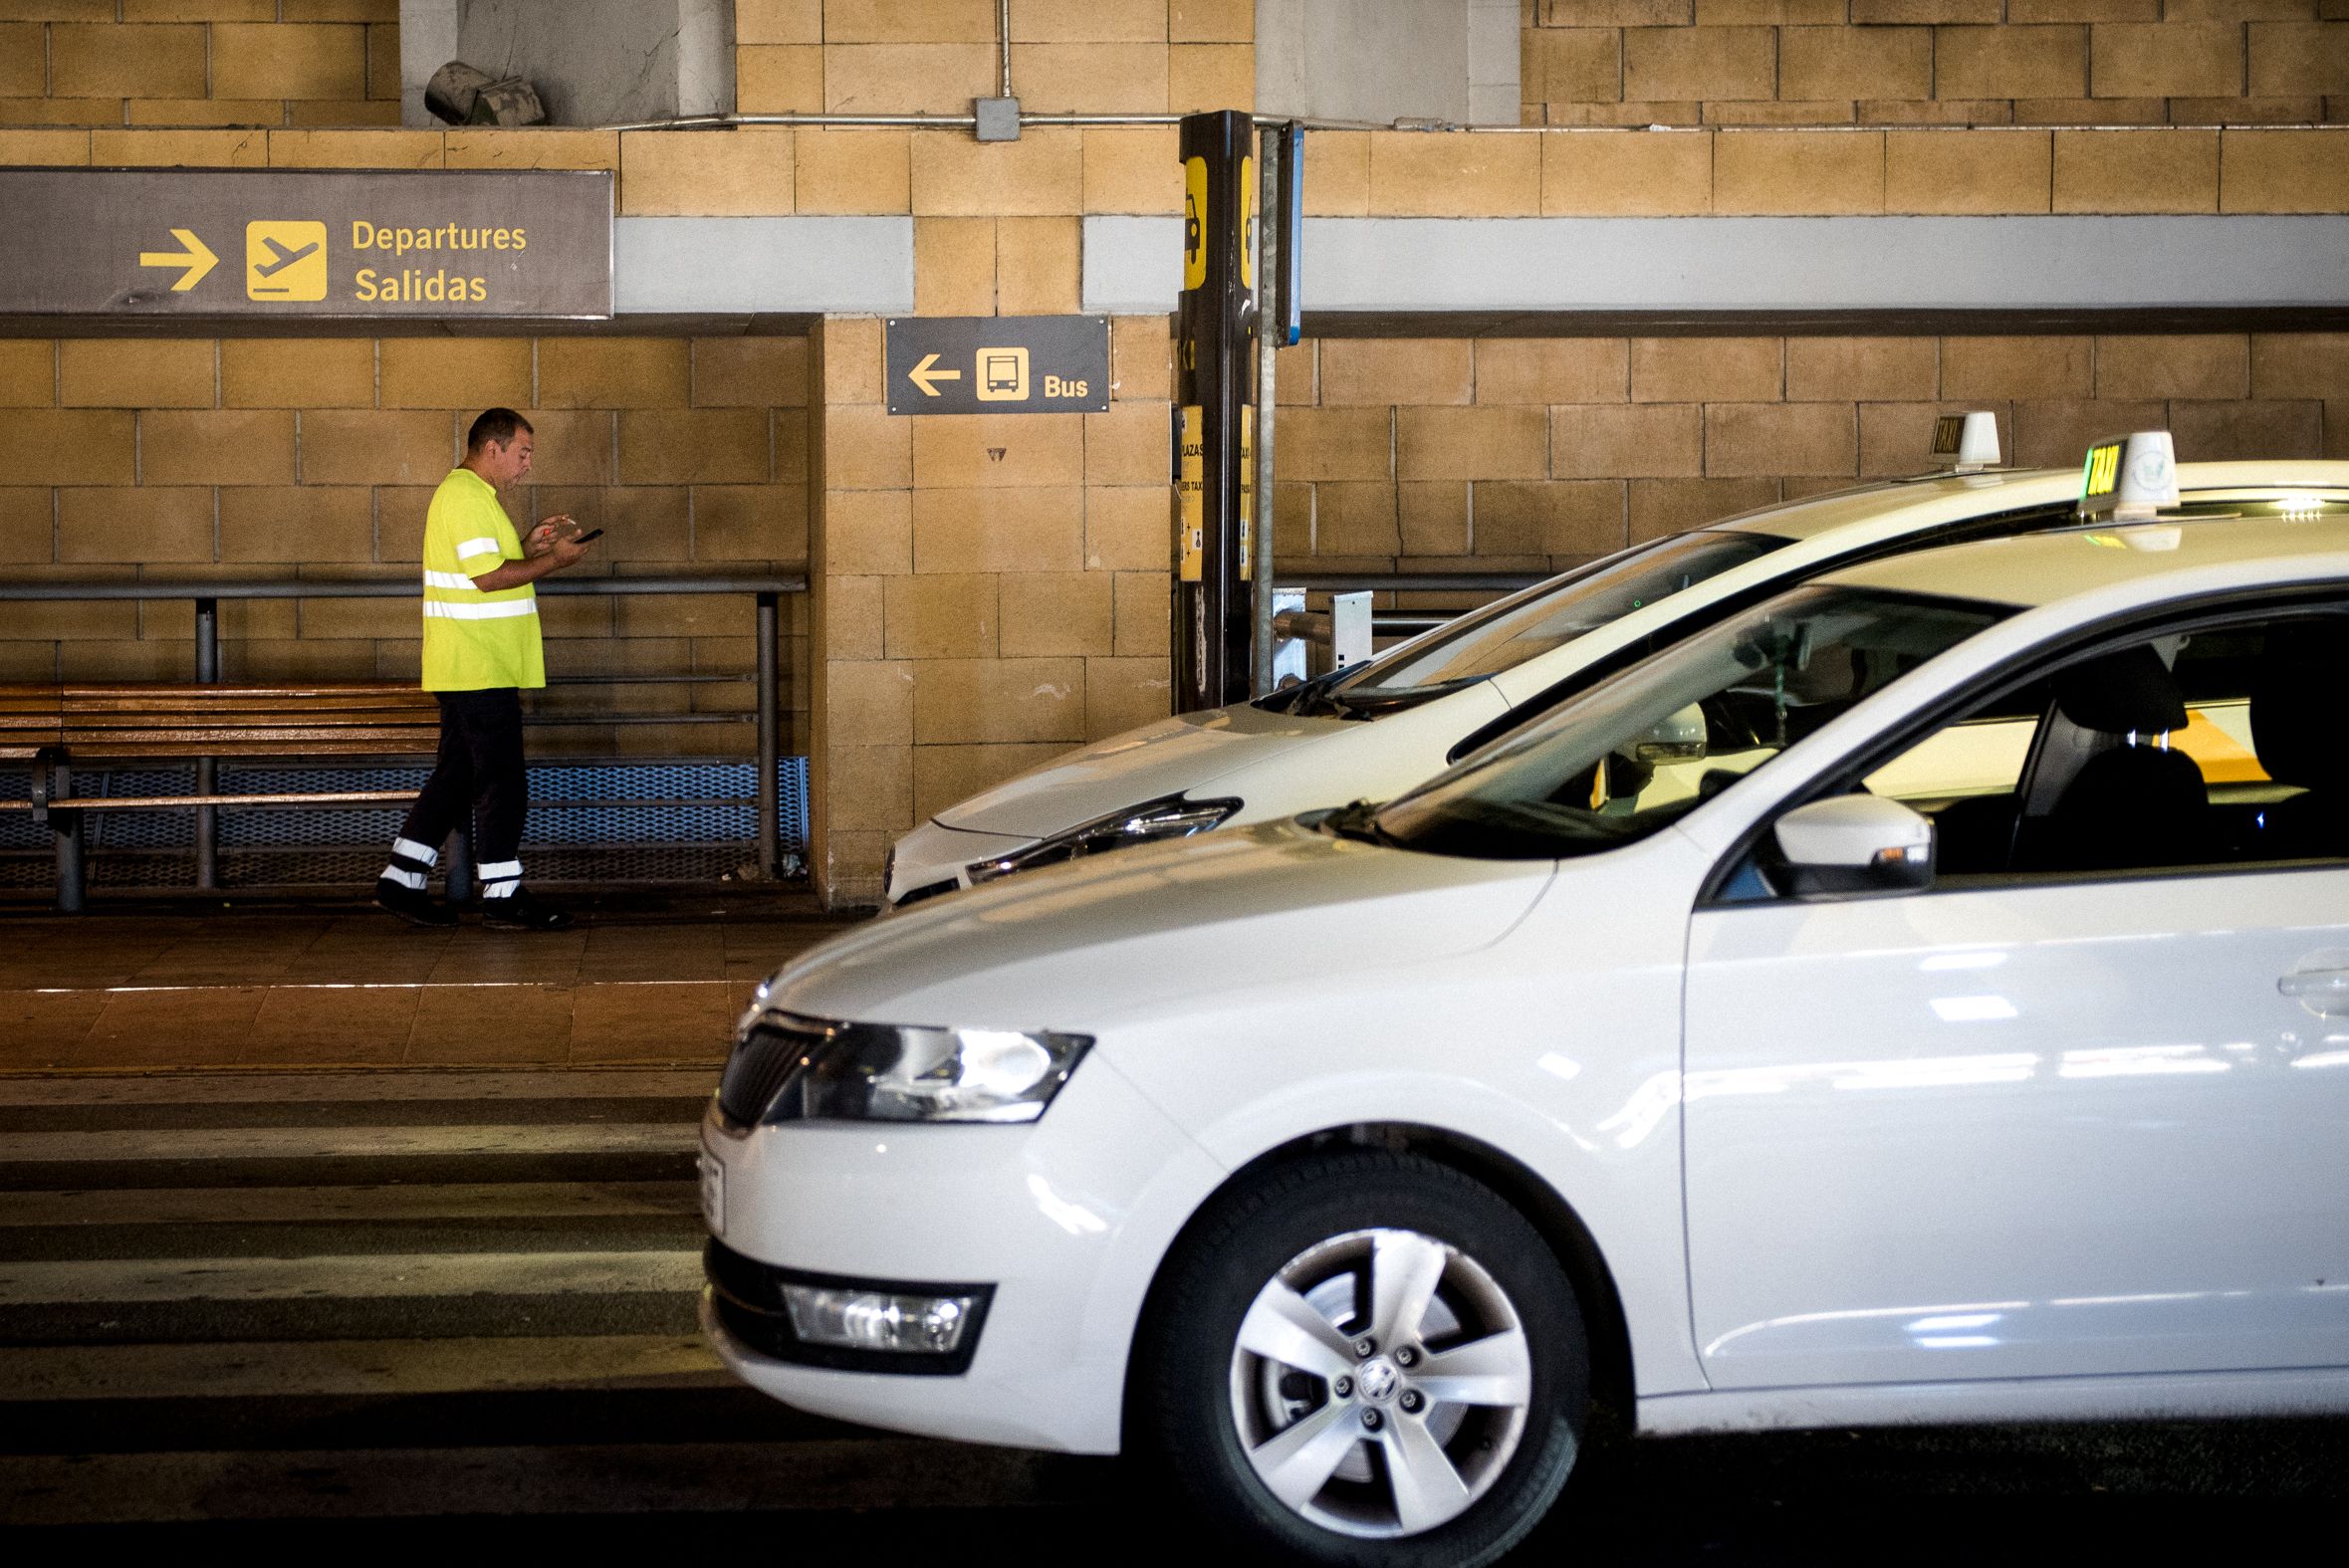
top-left (1228, 1226), bottom-right (1533, 1539)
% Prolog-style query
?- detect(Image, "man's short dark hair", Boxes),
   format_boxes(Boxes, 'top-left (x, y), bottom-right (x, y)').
top-left (466, 408), bottom-right (534, 453)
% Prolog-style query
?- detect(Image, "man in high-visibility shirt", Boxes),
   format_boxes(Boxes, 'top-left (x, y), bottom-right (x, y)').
top-left (375, 407), bottom-right (592, 931)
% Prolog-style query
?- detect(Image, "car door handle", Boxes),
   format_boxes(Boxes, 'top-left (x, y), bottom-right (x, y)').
top-left (2278, 969), bottom-right (2349, 1014)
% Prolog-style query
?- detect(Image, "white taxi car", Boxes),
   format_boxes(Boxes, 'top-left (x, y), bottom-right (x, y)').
top-left (885, 433), bottom-right (2349, 907)
top-left (706, 454), bottom-right (2349, 1564)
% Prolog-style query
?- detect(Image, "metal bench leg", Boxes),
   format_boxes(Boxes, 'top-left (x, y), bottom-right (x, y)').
top-left (195, 758), bottom-right (218, 890)
top-left (50, 760), bottom-right (84, 915)
top-left (194, 596), bottom-right (219, 890)
top-left (444, 824), bottom-right (474, 905)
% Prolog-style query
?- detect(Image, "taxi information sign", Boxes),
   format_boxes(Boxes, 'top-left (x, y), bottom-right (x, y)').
top-left (0, 168), bottom-right (610, 318)
top-left (885, 315), bottom-right (1110, 415)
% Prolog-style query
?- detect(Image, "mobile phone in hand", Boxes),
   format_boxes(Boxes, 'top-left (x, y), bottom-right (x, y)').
top-left (572, 528), bottom-right (603, 544)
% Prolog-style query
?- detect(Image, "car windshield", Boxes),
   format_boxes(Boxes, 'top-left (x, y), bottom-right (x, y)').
top-left (1370, 586), bottom-right (2010, 861)
top-left (1268, 529), bottom-right (1787, 719)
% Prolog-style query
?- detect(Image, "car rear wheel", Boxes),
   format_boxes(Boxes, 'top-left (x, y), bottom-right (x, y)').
top-left (1136, 1150), bottom-right (1587, 1566)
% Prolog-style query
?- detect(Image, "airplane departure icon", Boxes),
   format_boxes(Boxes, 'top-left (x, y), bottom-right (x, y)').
top-left (244, 220), bottom-right (329, 301)
top-left (253, 236), bottom-right (321, 276)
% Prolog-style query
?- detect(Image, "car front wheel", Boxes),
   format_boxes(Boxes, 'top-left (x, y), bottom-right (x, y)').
top-left (1135, 1150), bottom-right (1588, 1566)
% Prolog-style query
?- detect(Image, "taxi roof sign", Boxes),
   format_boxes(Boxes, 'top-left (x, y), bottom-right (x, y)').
top-left (1929, 411), bottom-right (2000, 472)
top-left (2078, 430), bottom-right (2178, 521)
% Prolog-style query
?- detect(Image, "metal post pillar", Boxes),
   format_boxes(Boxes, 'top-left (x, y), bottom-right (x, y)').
top-left (194, 596), bottom-right (218, 890)
top-left (52, 760), bottom-right (83, 914)
top-left (1173, 110), bottom-right (1259, 713)
top-left (1251, 123), bottom-right (1301, 697)
top-left (756, 590), bottom-right (780, 878)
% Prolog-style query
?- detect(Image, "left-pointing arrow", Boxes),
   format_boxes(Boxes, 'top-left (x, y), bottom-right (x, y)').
top-left (907, 351), bottom-right (963, 397)
top-left (137, 227), bottom-right (218, 292)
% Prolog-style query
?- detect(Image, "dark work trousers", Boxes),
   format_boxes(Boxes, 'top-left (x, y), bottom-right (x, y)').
top-left (383, 688), bottom-right (529, 898)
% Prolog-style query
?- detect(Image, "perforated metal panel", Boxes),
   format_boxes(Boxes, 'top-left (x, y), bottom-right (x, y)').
top-left (0, 758), bottom-right (811, 892)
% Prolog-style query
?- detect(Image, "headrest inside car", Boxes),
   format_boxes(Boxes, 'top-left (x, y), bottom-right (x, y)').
top-left (2053, 645), bottom-right (2188, 735)
top-left (2251, 620), bottom-right (2349, 788)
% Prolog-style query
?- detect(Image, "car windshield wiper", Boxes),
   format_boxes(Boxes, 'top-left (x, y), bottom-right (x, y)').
top-left (1283, 674), bottom-right (1489, 722)
top-left (1317, 798), bottom-right (1393, 846)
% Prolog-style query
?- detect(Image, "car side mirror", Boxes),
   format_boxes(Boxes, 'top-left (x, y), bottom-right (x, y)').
top-left (1773, 794), bottom-right (1935, 896)
top-left (1625, 703), bottom-right (1707, 766)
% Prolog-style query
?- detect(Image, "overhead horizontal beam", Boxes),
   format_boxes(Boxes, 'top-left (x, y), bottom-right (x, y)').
top-left (1298, 306), bottom-right (2349, 336)
top-left (614, 216), bottom-right (913, 315)
top-left (1085, 214), bottom-right (2349, 323)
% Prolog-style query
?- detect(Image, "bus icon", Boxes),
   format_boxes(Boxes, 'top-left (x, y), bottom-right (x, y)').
top-left (976, 346), bottom-right (1029, 401)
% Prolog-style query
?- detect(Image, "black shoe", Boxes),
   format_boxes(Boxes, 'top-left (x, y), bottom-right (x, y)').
top-left (375, 879), bottom-right (458, 928)
top-left (481, 887), bottom-right (574, 932)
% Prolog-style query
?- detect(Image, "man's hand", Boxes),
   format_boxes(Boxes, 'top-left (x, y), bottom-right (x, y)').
top-left (469, 529), bottom-right (592, 592)
top-left (525, 518), bottom-right (572, 560)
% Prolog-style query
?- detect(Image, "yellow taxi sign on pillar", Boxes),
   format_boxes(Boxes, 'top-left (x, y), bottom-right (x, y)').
top-left (1183, 158), bottom-right (1209, 291)
top-left (1239, 403), bottom-right (1254, 581)
top-left (1179, 404), bottom-right (1206, 582)
top-left (1240, 156), bottom-right (1257, 293)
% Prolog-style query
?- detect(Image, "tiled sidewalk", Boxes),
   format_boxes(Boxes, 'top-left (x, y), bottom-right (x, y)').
top-left (0, 895), bottom-right (858, 1072)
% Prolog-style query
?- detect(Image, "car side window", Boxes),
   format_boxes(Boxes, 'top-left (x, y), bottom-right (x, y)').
top-left (1730, 603), bottom-right (2349, 898)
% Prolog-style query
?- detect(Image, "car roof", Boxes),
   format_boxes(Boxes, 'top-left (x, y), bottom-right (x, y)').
top-left (1714, 459), bottom-right (2349, 542)
top-left (1818, 511), bottom-right (2349, 608)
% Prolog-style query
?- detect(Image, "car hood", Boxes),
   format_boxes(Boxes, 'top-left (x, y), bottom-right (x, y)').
top-left (932, 702), bottom-right (1350, 838)
top-left (766, 819), bottom-right (1554, 1029)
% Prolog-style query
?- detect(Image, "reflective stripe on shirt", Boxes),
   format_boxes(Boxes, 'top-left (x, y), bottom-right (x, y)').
top-left (423, 599), bottom-right (540, 620)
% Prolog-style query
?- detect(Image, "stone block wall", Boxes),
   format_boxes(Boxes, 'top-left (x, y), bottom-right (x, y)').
top-left (1523, 0), bottom-right (2349, 127)
top-left (736, 0), bottom-right (1255, 114)
top-left (1273, 331), bottom-right (2349, 575)
top-left (1296, 123), bottom-right (2349, 215)
top-left (0, 1), bottom-right (401, 129)
top-left (0, 329), bottom-right (812, 758)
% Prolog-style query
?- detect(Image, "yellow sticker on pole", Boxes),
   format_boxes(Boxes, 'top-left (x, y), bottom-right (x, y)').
top-left (1178, 403), bottom-right (1205, 581)
top-left (1240, 154), bottom-right (1256, 292)
top-left (1239, 403), bottom-right (1254, 581)
top-left (1182, 158), bottom-right (1208, 292)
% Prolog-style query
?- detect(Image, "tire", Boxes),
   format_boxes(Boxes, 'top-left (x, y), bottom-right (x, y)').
top-left (1134, 1150), bottom-right (1589, 1567)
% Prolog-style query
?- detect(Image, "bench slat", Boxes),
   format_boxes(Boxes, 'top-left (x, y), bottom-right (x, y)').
top-left (68, 730), bottom-right (438, 747)
top-left (59, 682), bottom-right (425, 699)
top-left (65, 745), bottom-right (437, 761)
top-left (65, 697), bottom-right (435, 714)
top-left (65, 712), bottom-right (439, 730)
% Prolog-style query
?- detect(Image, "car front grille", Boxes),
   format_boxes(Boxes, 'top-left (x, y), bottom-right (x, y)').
top-left (716, 1019), bottom-right (822, 1127)
top-left (891, 877), bottom-right (958, 909)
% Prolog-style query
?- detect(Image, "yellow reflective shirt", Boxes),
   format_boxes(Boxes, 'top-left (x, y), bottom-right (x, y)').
top-left (419, 468), bottom-right (545, 692)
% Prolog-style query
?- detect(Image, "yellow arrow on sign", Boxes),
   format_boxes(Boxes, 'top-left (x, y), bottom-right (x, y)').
top-left (138, 227), bottom-right (218, 292)
top-left (907, 351), bottom-right (962, 397)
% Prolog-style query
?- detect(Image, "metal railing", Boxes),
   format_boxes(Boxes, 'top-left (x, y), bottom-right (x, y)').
top-left (1270, 570), bottom-right (1548, 662)
top-left (0, 572), bottom-right (807, 880)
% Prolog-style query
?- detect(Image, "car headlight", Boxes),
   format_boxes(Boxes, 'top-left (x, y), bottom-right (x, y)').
top-left (969, 794), bottom-right (1241, 884)
top-left (723, 1010), bottom-right (1091, 1126)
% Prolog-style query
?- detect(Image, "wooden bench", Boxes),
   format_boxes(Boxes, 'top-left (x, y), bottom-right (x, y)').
top-left (3, 682), bottom-right (443, 911)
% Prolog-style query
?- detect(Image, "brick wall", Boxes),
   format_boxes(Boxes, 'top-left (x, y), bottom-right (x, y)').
top-left (0, 1), bottom-right (399, 130)
top-left (810, 313), bottom-right (1177, 901)
top-left (737, 0), bottom-right (1255, 114)
top-left (0, 332), bottom-right (813, 758)
top-left (1273, 332), bottom-right (2348, 574)
top-left (1524, 2), bottom-right (2349, 128)
top-left (1298, 124), bottom-right (2349, 217)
